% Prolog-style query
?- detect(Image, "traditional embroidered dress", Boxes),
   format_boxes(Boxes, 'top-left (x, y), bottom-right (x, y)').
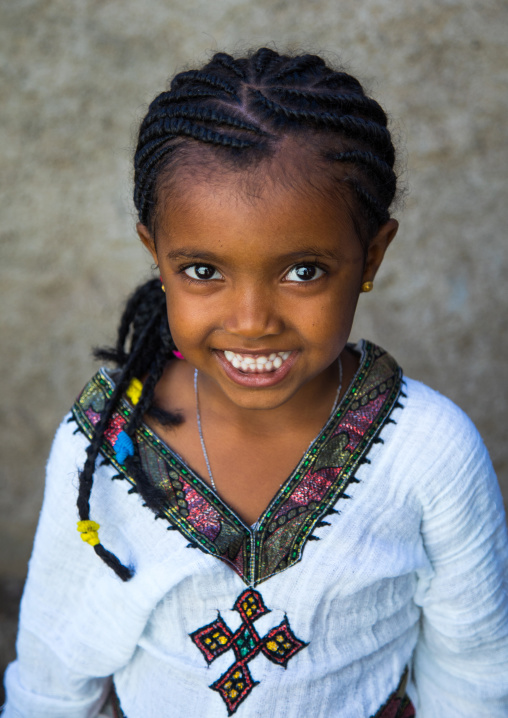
top-left (4, 341), bottom-right (508, 717)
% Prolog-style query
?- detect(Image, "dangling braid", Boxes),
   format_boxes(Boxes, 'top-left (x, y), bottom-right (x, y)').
top-left (79, 48), bottom-right (399, 580)
top-left (77, 280), bottom-right (181, 580)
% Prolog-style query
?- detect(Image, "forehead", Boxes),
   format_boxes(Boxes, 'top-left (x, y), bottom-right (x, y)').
top-left (155, 145), bottom-right (363, 262)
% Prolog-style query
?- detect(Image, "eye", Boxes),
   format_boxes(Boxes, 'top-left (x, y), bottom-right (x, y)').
top-left (183, 264), bottom-right (222, 281)
top-left (285, 264), bottom-right (325, 282)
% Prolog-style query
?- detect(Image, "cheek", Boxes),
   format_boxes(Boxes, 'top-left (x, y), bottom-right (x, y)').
top-left (165, 289), bottom-right (214, 349)
top-left (303, 288), bottom-right (359, 343)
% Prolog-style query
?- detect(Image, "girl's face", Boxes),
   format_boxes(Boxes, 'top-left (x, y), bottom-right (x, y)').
top-left (139, 162), bottom-right (397, 413)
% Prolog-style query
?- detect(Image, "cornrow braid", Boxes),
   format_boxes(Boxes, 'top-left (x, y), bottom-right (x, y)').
top-left (133, 49), bottom-right (397, 234)
top-left (252, 47), bottom-right (282, 76)
top-left (81, 48), bottom-right (400, 579)
top-left (272, 53), bottom-right (328, 82)
top-left (133, 142), bottom-right (175, 224)
top-left (143, 118), bottom-right (256, 148)
top-left (328, 149), bottom-right (397, 216)
top-left (151, 88), bottom-right (238, 108)
top-left (329, 150), bottom-right (395, 187)
top-left (347, 181), bottom-right (391, 227)
top-left (169, 70), bottom-right (240, 98)
top-left (313, 72), bottom-right (364, 93)
top-left (212, 52), bottom-right (248, 80)
top-left (141, 106), bottom-right (265, 136)
top-left (249, 90), bottom-right (394, 161)
top-left (269, 88), bottom-right (388, 127)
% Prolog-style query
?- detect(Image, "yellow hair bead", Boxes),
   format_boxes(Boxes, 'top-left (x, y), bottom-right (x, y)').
top-left (126, 377), bottom-right (143, 406)
top-left (77, 520), bottom-right (100, 546)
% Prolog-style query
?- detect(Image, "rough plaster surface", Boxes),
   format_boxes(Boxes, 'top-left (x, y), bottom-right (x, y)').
top-left (1, 0), bottom-right (507, 588)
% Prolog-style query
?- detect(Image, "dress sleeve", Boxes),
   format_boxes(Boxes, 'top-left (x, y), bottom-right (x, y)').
top-left (411, 408), bottom-right (508, 717)
top-left (2, 416), bottom-right (148, 718)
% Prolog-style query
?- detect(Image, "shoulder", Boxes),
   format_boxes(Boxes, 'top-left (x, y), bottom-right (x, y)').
top-left (355, 341), bottom-right (485, 469)
top-left (357, 340), bottom-right (496, 506)
top-left (46, 368), bottom-right (117, 479)
top-left (69, 366), bottom-right (125, 449)
top-left (72, 367), bottom-right (117, 420)
top-left (389, 376), bottom-right (498, 510)
top-left (401, 376), bottom-right (482, 449)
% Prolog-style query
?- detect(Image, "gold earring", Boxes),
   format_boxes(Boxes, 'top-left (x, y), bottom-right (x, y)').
top-left (361, 281), bottom-right (374, 293)
top-left (161, 284), bottom-right (166, 293)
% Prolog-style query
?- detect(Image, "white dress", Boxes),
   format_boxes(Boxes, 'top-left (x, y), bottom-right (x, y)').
top-left (3, 341), bottom-right (508, 718)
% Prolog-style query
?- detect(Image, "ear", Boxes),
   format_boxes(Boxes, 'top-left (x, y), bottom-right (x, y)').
top-left (362, 219), bottom-right (398, 284)
top-left (136, 222), bottom-right (159, 265)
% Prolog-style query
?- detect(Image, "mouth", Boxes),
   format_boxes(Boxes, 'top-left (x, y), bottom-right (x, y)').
top-left (214, 349), bottom-right (298, 388)
top-left (223, 350), bottom-right (291, 373)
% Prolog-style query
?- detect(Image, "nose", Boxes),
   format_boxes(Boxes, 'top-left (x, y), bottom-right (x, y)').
top-left (223, 283), bottom-right (284, 340)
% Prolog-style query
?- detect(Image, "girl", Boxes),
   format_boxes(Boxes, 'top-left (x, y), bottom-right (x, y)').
top-left (3, 48), bottom-right (508, 718)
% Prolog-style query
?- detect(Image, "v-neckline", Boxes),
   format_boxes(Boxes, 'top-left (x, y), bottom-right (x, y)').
top-left (108, 341), bottom-right (366, 533)
top-left (72, 339), bottom-right (404, 586)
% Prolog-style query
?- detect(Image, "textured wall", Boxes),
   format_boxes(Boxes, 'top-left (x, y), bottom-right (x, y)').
top-left (1, 0), bottom-right (507, 588)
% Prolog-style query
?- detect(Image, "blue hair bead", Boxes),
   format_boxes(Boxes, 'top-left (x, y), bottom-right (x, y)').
top-left (115, 431), bottom-right (135, 464)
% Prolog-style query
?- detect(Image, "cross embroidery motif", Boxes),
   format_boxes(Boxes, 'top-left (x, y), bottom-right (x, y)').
top-left (190, 588), bottom-right (308, 715)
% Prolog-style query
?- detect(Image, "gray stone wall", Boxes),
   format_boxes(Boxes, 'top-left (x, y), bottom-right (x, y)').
top-left (1, 0), bottom-right (507, 683)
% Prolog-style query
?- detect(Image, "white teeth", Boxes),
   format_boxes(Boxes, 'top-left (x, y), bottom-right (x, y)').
top-left (223, 350), bottom-right (292, 373)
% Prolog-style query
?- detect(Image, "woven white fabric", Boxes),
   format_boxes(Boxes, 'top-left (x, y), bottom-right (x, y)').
top-left (3, 376), bottom-right (508, 717)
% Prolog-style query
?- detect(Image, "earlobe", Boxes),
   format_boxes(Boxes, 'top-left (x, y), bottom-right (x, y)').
top-left (136, 222), bottom-right (158, 264)
top-left (362, 218), bottom-right (399, 285)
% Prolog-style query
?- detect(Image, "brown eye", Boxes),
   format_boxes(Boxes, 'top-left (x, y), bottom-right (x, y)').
top-left (184, 264), bottom-right (221, 280)
top-left (285, 264), bottom-right (325, 282)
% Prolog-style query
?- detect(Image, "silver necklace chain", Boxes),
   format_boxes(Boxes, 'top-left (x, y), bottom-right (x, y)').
top-left (195, 367), bottom-right (218, 492)
top-left (194, 357), bottom-right (343, 495)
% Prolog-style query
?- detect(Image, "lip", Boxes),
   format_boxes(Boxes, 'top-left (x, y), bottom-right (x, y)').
top-left (214, 349), bottom-right (298, 388)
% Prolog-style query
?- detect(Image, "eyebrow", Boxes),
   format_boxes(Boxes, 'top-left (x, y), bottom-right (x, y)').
top-left (166, 246), bottom-right (341, 262)
top-left (166, 249), bottom-right (221, 261)
top-left (278, 248), bottom-right (341, 261)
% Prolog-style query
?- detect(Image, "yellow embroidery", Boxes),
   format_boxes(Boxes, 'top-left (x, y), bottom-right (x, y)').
top-left (77, 520), bottom-right (100, 546)
top-left (126, 377), bottom-right (143, 406)
top-left (190, 587), bottom-right (308, 714)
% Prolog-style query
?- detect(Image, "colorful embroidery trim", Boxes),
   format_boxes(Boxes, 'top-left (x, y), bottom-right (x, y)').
top-left (190, 588), bottom-right (307, 715)
top-left (71, 341), bottom-right (404, 587)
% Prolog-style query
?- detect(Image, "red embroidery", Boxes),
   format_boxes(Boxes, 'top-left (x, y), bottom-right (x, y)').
top-left (190, 588), bottom-right (307, 715)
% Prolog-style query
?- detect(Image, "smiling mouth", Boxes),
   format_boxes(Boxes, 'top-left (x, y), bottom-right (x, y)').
top-left (223, 350), bottom-right (291, 373)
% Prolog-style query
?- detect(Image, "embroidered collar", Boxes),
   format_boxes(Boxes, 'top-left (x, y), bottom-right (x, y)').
top-left (72, 340), bottom-right (403, 587)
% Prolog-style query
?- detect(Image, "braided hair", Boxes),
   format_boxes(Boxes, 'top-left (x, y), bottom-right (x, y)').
top-left (78, 48), bottom-right (399, 580)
